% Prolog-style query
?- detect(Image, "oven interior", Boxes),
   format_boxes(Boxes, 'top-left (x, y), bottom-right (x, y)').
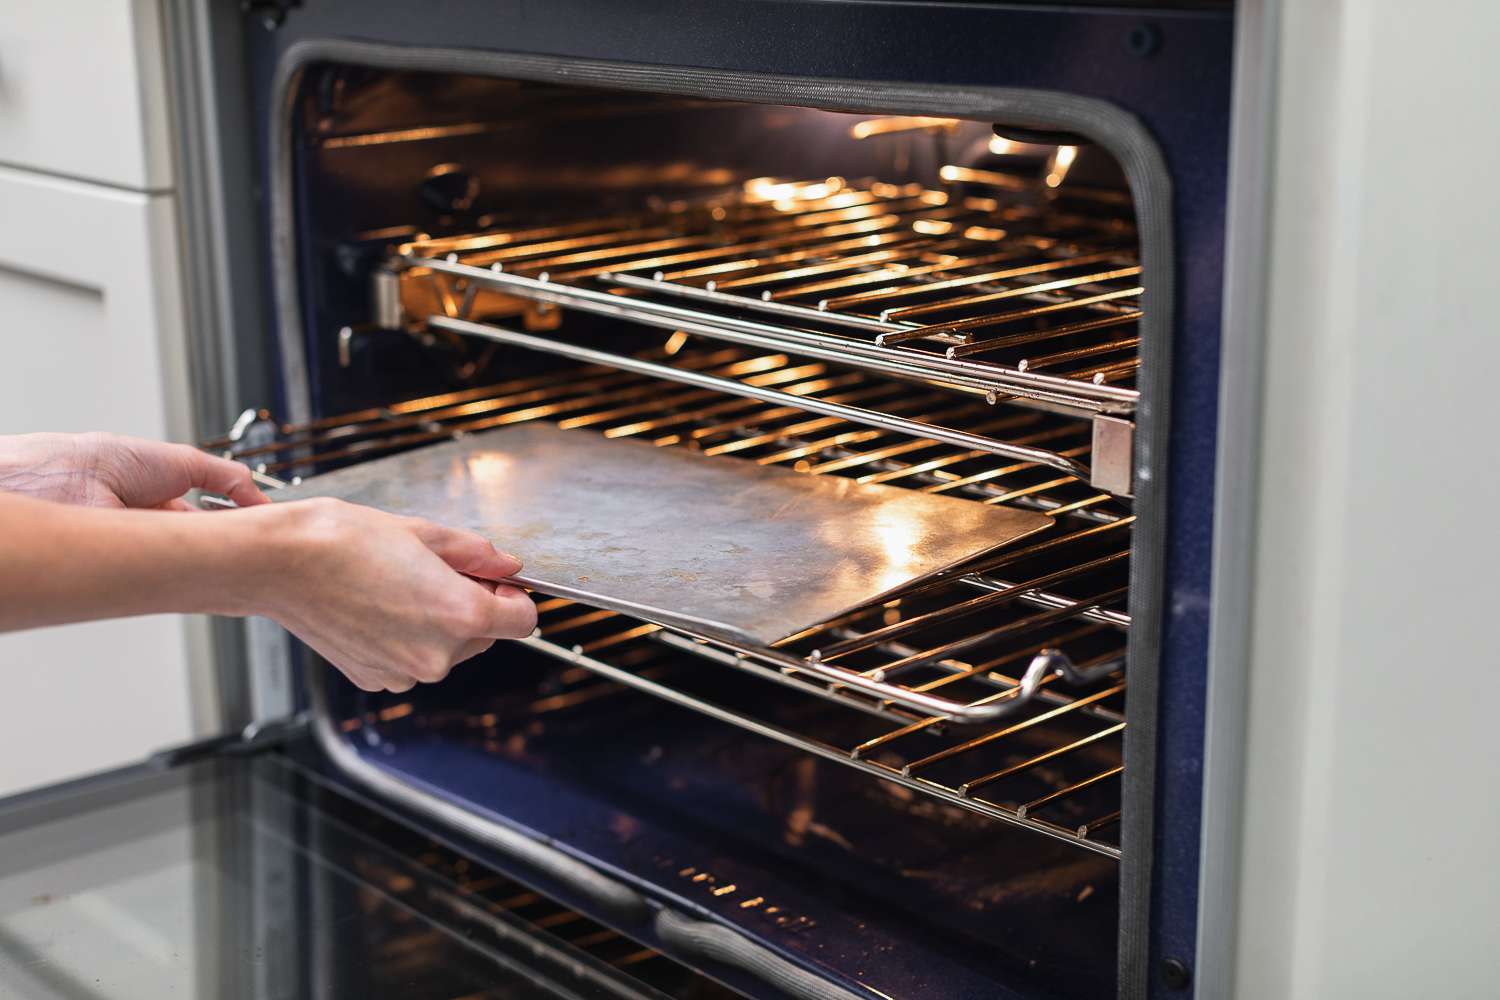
top-left (234, 66), bottom-right (1145, 999)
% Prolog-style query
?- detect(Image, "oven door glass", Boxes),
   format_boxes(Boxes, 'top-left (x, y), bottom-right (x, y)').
top-left (0, 751), bottom-right (730, 1000)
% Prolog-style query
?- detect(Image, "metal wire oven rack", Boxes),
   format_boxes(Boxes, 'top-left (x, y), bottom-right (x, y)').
top-left (214, 345), bottom-right (1126, 520)
top-left (214, 345), bottom-right (1129, 854)
top-left (381, 176), bottom-right (1142, 494)
top-left (516, 595), bottom-right (1126, 857)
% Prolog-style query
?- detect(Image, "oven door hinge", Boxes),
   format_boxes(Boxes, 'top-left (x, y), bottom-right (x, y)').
top-left (149, 711), bottom-right (312, 769)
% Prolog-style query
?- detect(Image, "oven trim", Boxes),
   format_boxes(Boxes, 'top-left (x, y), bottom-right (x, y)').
top-left (267, 39), bottom-right (1178, 1000)
top-left (1195, 0), bottom-right (1276, 995)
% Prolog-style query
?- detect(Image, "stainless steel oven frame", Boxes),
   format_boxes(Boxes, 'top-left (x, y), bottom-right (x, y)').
top-left (160, 4), bottom-right (1247, 997)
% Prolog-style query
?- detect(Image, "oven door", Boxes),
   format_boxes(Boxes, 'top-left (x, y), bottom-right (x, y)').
top-left (0, 734), bottom-right (737, 1000)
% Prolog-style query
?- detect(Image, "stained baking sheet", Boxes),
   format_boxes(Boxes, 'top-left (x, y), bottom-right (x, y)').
top-left (271, 423), bottom-right (1051, 647)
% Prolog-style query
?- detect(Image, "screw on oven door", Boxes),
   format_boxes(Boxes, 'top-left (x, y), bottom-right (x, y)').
top-left (1162, 957), bottom-right (1192, 990)
top-left (1127, 23), bottom-right (1162, 58)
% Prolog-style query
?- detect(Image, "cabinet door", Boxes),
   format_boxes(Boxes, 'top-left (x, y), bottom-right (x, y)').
top-left (0, 0), bottom-right (173, 190)
top-left (0, 164), bottom-right (203, 796)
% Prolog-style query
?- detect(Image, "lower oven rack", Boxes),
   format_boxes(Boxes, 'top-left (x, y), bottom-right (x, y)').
top-left (524, 597), bottom-right (1126, 857)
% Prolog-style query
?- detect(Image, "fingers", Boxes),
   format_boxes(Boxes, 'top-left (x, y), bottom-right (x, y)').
top-left (338, 664), bottom-right (415, 694)
top-left (295, 511), bottom-right (535, 697)
top-left (410, 519), bottom-right (523, 581)
top-left (167, 446), bottom-right (271, 507)
top-left (470, 582), bottom-right (539, 639)
top-left (108, 438), bottom-right (271, 509)
top-left (455, 637), bottom-right (497, 664)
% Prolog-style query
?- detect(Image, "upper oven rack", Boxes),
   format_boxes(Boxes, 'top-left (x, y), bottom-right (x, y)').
top-left (393, 178), bottom-right (1138, 410)
top-left (383, 177), bottom-right (1141, 494)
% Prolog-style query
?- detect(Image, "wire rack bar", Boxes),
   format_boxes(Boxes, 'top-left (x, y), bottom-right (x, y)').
top-left (428, 315), bottom-right (1096, 483)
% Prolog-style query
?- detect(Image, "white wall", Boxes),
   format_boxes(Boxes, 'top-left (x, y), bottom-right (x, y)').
top-left (1231, 3), bottom-right (1500, 997)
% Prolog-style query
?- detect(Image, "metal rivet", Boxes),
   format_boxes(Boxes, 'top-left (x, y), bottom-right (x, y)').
top-left (1162, 958), bottom-right (1191, 990)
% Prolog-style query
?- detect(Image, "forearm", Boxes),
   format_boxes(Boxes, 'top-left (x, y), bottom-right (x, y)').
top-left (0, 487), bottom-right (535, 693)
top-left (0, 491), bottom-right (274, 631)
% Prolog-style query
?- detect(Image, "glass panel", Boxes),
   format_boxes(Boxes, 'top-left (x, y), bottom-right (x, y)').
top-left (0, 755), bottom-right (733, 1000)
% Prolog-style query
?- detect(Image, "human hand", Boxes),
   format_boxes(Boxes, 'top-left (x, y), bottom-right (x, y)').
top-left (0, 432), bottom-right (268, 510)
top-left (250, 498), bottom-right (537, 693)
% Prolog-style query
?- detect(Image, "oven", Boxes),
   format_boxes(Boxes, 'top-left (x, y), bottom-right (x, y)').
top-left (170, 3), bottom-right (1231, 998)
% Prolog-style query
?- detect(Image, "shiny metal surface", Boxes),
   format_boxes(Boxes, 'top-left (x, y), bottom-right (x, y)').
top-left (428, 316), bottom-right (1097, 481)
top-left (273, 423), bottom-right (1051, 647)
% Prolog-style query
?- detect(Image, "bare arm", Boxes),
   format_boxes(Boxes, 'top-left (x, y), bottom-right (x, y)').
top-left (0, 434), bottom-right (537, 693)
top-left (0, 489), bottom-right (266, 628)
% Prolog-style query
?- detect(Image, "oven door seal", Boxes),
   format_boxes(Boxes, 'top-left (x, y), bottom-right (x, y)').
top-left (267, 39), bottom-right (1174, 1000)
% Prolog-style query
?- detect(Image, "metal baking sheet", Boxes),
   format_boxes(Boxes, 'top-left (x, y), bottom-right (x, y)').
top-left (271, 424), bottom-right (1051, 647)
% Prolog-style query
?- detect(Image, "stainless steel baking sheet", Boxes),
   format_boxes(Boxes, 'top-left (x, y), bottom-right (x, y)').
top-left (271, 424), bottom-right (1052, 647)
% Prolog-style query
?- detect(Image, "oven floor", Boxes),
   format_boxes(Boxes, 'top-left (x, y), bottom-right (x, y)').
top-left (331, 648), bottom-right (1119, 999)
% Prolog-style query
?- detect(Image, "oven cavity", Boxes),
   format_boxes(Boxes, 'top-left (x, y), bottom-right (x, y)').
top-left (223, 67), bottom-right (1148, 999)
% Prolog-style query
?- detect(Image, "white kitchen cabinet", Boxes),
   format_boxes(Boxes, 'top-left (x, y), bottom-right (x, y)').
top-left (0, 1), bottom-right (174, 190)
top-left (0, 164), bottom-right (205, 796)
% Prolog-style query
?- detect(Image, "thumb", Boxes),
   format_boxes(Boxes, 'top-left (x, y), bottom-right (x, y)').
top-left (410, 520), bottom-right (523, 581)
top-left (163, 445), bottom-right (271, 507)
